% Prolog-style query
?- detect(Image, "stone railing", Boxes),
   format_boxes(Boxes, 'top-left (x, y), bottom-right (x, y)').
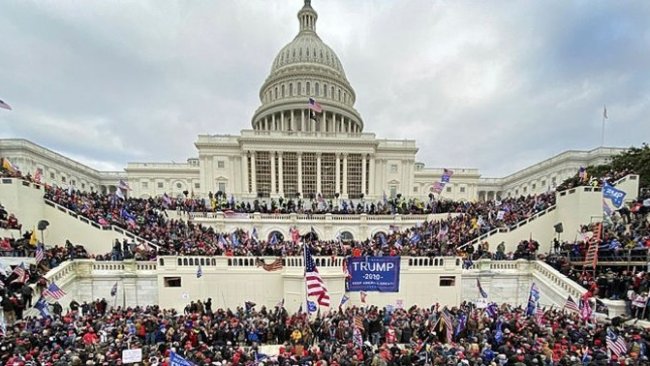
top-left (460, 205), bottom-right (557, 248)
top-left (188, 211), bottom-right (431, 223)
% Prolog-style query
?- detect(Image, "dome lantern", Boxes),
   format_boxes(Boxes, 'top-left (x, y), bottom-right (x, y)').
top-left (299, 0), bottom-right (318, 34)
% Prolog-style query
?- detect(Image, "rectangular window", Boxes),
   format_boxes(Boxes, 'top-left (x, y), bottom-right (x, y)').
top-left (460, 186), bottom-right (466, 193)
top-left (218, 182), bottom-right (226, 192)
top-left (142, 182), bottom-right (148, 189)
top-left (61, 176), bottom-right (66, 183)
top-left (346, 154), bottom-right (362, 199)
top-left (217, 161), bottom-right (225, 169)
top-left (302, 153), bottom-right (317, 198)
top-left (439, 276), bottom-right (456, 287)
top-left (283, 152), bottom-right (298, 197)
top-left (50, 172), bottom-right (55, 179)
top-left (164, 277), bottom-right (182, 287)
top-left (255, 151), bottom-right (271, 197)
top-left (321, 153), bottom-right (336, 198)
top-left (389, 186), bottom-right (397, 198)
top-left (81, 183), bottom-right (85, 189)
top-left (157, 182), bottom-right (163, 189)
top-left (446, 186), bottom-right (452, 193)
top-left (413, 186), bottom-right (418, 193)
top-left (532, 183), bottom-right (536, 190)
top-left (71, 180), bottom-right (76, 186)
top-left (390, 164), bottom-right (398, 173)
top-left (194, 182), bottom-right (200, 189)
top-left (541, 180), bottom-right (546, 187)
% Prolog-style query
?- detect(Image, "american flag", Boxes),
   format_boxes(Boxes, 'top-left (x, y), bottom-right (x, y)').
top-left (308, 97), bottom-right (322, 113)
top-left (441, 168), bottom-right (454, 183)
top-left (10, 262), bottom-right (28, 284)
top-left (0, 99), bottom-right (12, 111)
top-left (256, 258), bottom-right (284, 272)
top-left (441, 309), bottom-right (454, 343)
top-left (353, 315), bottom-right (364, 330)
top-left (35, 244), bottom-right (45, 263)
top-left (42, 282), bottom-right (66, 300)
top-left (606, 328), bottom-right (627, 358)
top-left (431, 181), bottom-right (445, 194)
top-left (304, 244), bottom-right (330, 307)
top-left (110, 282), bottom-right (118, 297)
top-left (564, 295), bottom-right (580, 313)
top-left (353, 327), bottom-right (363, 349)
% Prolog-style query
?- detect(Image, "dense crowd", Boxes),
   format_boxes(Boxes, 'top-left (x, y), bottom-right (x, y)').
top-left (1, 298), bottom-right (648, 365)
top-left (556, 169), bottom-right (635, 192)
top-left (44, 184), bottom-right (555, 259)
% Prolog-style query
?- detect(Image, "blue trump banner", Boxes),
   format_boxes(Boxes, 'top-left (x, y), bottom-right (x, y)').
top-left (603, 184), bottom-right (626, 208)
top-left (347, 256), bottom-right (400, 292)
top-left (170, 351), bottom-right (196, 366)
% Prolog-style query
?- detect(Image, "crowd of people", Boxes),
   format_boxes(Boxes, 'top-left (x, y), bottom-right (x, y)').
top-left (556, 169), bottom-right (635, 192)
top-left (43, 183), bottom-right (555, 259)
top-left (1, 298), bottom-right (648, 365)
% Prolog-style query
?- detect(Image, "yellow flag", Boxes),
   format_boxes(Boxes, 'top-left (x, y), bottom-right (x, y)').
top-left (29, 228), bottom-right (38, 246)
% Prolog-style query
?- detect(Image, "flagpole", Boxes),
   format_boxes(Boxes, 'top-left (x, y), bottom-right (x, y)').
top-left (601, 114), bottom-right (605, 147)
top-left (601, 105), bottom-right (607, 147)
top-left (303, 241), bottom-right (309, 317)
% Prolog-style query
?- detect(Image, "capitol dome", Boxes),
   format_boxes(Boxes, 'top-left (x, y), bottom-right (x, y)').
top-left (251, 0), bottom-right (364, 134)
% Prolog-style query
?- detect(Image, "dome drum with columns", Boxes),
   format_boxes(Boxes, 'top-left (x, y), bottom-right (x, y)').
top-left (251, 0), bottom-right (363, 134)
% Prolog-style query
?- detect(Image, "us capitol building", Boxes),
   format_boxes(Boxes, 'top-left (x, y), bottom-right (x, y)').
top-left (0, 1), bottom-right (624, 202)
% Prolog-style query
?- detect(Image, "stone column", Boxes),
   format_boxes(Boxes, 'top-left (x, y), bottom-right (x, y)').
top-left (335, 153), bottom-right (341, 195)
top-left (369, 155), bottom-right (376, 197)
top-left (291, 110), bottom-right (295, 131)
top-left (342, 153), bottom-right (348, 198)
top-left (270, 152), bottom-right (276, 195)
top-left (242, 153), bottom-right (249, 195)
top-left (278, 152), bottom-right (284, 196)
top-left (297, 152), bottom-right (303, 195)
top-left (250, 151), bottom-right (257, 194)
top-left (301, 109), bottom-right (305, 131)
top-left (316, 153), bottom-right (322, 195)
top-left (272, 113), bottom-right (276, 131)
top-left (361, 154), bottom-right (367, 196)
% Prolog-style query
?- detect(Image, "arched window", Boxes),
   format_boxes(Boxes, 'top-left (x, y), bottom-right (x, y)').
top-left (315, 82), bottom-right (320, 96)
top-left (331, 86), bottom-right (334, 98)
top-left (338, 89), bottom-right (341, 101)
top-left (281, 85), bottom-right (285, 98)
top-left (339, 231), bottom-right (354, 242)
top-left (274, 87), bottom-right (278, 99)
top-left (268, 231), bottom-right (285, 243)
top-left (306, 82), bottom-right (311, 96)
top-left (323, 84), bottom-right (327, 97)
top-left (298, 82), bottom-right (302, 95)
top-left (289, 83), bottom-right (293, 96)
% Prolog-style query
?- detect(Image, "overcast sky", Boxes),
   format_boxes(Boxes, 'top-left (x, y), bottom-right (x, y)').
top-left (1, 0), bottom-right (649, 177)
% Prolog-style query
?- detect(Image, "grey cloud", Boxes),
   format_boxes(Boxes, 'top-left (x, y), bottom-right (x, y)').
top-left (0, 0), bottom-right (649, 177)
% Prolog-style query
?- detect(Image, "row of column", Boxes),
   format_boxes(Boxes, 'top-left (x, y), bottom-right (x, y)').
top-left (246, 151), bottom-right (374, 197)
top-left (255, 109), bottom-right (361, 133)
